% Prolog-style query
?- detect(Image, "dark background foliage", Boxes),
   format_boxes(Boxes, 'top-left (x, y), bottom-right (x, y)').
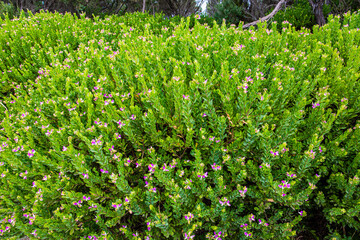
top-left (1, 0), bottom-right (360, 29)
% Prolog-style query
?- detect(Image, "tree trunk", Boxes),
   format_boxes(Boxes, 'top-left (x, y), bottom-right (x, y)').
top-left (308, 0), bottom-right (326, 26)
top-left (142, 0), bottom-right (146, 12)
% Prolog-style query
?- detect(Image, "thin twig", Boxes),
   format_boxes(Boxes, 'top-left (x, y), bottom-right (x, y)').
top-left (352, 230), bottom-right (357, 239)
top-left (0, 101), bottom-right (7, 111)
top-left (243, 0), bottom-right (287, 29)
top-left (178, 146), bottom-right (191, 160)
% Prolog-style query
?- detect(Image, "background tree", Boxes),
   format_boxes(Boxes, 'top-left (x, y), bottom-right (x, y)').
top-left (208, 0), bottom-right (283, 25)
top-left (270, 0), bottom-right (320, 30)
top-left (156, 0), bottom-right (204, 16)
top-left (328, 0), bottom-right (360, 18)
top-left (207, 0), bottom-right (360, 28)
top-left (206, 0), bottom-right (220, 16)
top-left (0, 0), bottom-right (203, 17)
top-left (2, 0), bottom-right (359, 27)
top-left (308, 0), bottom-right (326, 26)
top-left (212, 0), bottom-right (243, 24)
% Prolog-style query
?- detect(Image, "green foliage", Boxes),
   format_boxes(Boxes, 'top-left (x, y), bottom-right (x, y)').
top-left (0, 10), bottom-right (360, 240)
top-left (213, 0), bottom-right (243, 25)
top-left (329, 0), bottom-right (360, 16)
top-left (270, 0), bottom-right (331, 31)
top-left (169, 14), bottom-right (216, 28)
top-left (0, 2), bottom-right (18, 20)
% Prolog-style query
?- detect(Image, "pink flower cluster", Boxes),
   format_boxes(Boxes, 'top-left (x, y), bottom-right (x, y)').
top-left (278, 180), bottom-right (291, 189)
top-left (27, 149), bottom-right (35, 158)
top-left (211, 231), bottom-right (223, 240)
top-left (270, 150), bottom-right (279, 156)
top-left (117, 120), bottom-right (126, 128)
top-left (184, 212), bottom-right (194, 224)
top-left (162, 163), bottom-right (170, 172)
top-left (185, 232), bottom-right (195, 239)
top-left (73, 200), bottom-right (82, 206)
top-left (239, 186), bottom-right (248, 197)
top-left (198, 172), bottom-right (208, 178)
top-left (211, 163), bottom-right (221, 171)
top-left (112, 204), bottom-right (122, 209)
top-left (148, 164), bottom-right (156, 173)
top-left (19, 170), bottom-right (28, 179)
top-left (219, 197), bottom-right (230, 206)
top-left (91, 138), bottom-right (102, 146)
top-left (287, 173), bottom-right (297, 178)
top-left (312, 102), bottom-right (320, 108)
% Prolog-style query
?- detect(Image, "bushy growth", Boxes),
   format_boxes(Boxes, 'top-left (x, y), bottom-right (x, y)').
top-left (270, 0), bottom-right (331, 31)
top-left (0, 10), bottom-right (360, 239)
top-left (0, 2), bottom-right (18, 20)
top-left (212, 0), bottom-right (243, 26)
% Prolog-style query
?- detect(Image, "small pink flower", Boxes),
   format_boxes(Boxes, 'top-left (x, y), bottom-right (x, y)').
top-left (270, 150), bottom-right (279, 156)
top-left (28, 149), bottom-right (35, 158)
top-left (183, 95), bottom-right (189, 99)
top-left (185, 232), bottom-right (195, 239)
top-left (184, 212), bottom-right (194, 223)
top-left (312, 102), bottom-right (320, 108)
top-left (83, 196), bottom-right (91, 201)
top-left (198, 172), bottom-right (208, 178)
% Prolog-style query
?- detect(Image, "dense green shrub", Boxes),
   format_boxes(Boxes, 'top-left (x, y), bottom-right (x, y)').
top-left (0, 11), bottom-right (360, 240)
top-left (270, 0), bottom-right (331, 31)
top-left (0, 10), bottom-right (213, 100)
top-left (0, 2), bottom-right (18, 20)
top-left (212, 0), bottom-right (243, 26)
top-left (328, 0), bottom-right (360, 19)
